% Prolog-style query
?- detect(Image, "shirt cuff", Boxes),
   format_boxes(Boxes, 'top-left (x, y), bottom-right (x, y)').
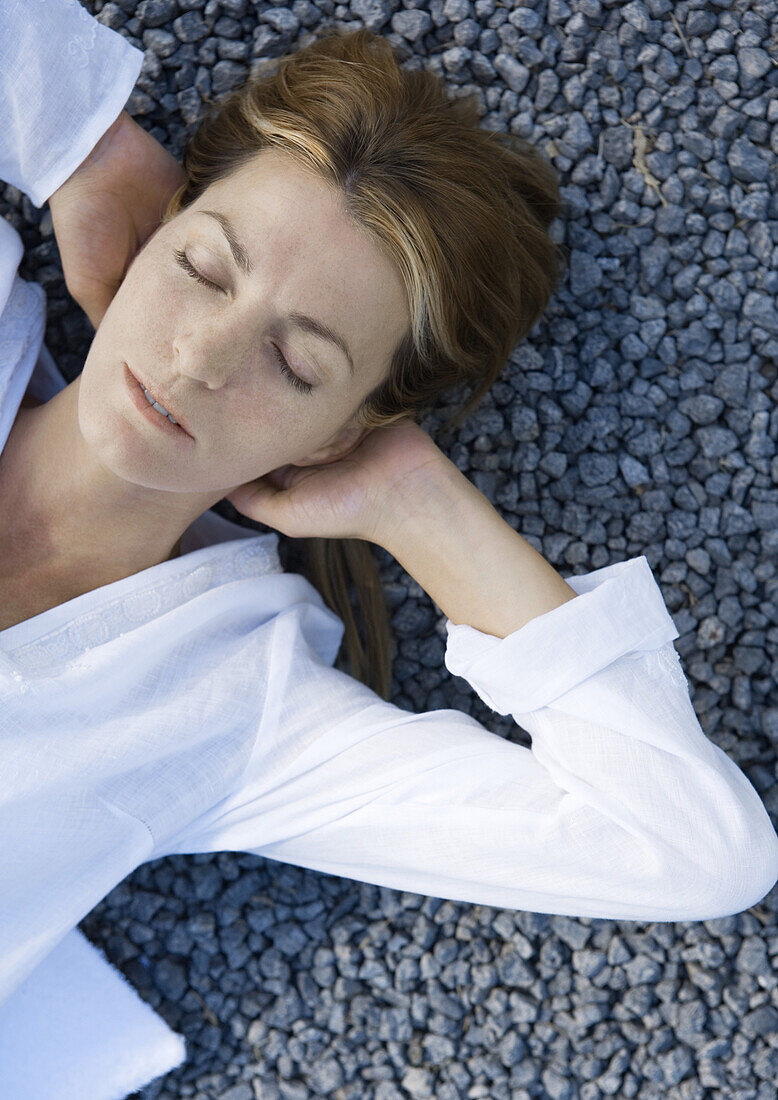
top-left (444, 554), bottom-right (680, 716)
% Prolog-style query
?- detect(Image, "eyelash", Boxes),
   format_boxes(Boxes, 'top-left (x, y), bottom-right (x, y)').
top-left (172, 247), bottom-right (314, 395)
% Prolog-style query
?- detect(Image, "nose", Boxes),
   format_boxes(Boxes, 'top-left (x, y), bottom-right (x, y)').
top-left (172, 339), bottom-right (226, 390)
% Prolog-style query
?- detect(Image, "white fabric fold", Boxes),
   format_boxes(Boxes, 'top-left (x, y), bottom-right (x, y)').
top-left (153, 562), bottom-right (778, 924)
top-left (0, 927), bottom-right (186, 1100)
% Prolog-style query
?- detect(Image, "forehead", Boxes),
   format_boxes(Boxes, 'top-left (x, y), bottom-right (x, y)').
top-left (206, 151), bottom-right (395, 284)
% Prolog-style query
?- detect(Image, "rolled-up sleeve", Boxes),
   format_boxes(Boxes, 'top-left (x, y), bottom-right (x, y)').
top-left (0, 0), bottom-right (144, 208)
top-left (157, 556), bottom-right (778, 923)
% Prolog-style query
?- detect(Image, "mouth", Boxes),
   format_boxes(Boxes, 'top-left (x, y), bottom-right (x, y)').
top-left (124, 363), bottom-right (194, 441)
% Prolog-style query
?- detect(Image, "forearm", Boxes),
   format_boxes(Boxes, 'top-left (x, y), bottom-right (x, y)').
top-left (377, 460), bottom-right (579, 639)
top-left (50, 110), bottom-right (129, 197)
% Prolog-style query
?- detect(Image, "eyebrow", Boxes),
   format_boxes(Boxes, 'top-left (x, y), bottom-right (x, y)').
top-left (199, 209), bottom-right (356, 377)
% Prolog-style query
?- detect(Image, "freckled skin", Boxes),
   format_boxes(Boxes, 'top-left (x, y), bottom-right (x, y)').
top-left (0, 148), bottom-right (409, 594)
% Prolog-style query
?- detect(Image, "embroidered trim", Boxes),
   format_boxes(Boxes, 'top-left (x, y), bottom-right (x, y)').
top-left (1, 538), bottom-right (283, 678)
top-left (32, 0), bottom-right (99, 72)
top-left (652, 642), bottom-right (691, 694)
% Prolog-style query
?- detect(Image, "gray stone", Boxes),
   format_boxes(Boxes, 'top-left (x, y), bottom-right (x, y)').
top-left (569, 249), bottom-right (603, 295)
top-left (737, 48), bottom-right (772, 83)
top-left (622, 0), bottom-right (651, 33)
top-left (727, 137), bottom-right (771, 184)
top-left (493, 53), bottom-right (530, 93)
top-left (391, 8), bottom-right (433, 40)
top-left (743, 291), bottom-right (778, 334)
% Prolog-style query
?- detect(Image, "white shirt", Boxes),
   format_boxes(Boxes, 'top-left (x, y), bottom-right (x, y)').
top-left (2, 1), bottom-right (778, 1091)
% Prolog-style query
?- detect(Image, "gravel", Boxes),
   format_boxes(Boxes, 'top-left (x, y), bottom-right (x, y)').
top-left (3, 0), bottom-right (778, 1097)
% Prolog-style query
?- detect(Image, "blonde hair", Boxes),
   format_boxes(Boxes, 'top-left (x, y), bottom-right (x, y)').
top-left (160, 27), bottom-right (566, 701)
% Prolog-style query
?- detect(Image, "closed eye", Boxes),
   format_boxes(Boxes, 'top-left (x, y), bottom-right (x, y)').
top-left (172, 248), bottom-right (315, 395)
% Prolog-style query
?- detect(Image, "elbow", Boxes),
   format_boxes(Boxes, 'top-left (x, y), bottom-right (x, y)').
top-left (658, 816), bottom-right (778, 921)
top-left (704, 826), bottom-right (778, 919)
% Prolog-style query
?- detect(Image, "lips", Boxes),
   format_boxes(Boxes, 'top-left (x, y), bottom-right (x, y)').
top-left (126, 364), bottom-right (191, 437)
top-left (141, 384), bottom-right (177, 423)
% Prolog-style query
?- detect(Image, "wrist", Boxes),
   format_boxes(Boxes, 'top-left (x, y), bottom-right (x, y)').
top-left (371, 459), bottom-right (578, 637)
top-left (370, 454), bottom-right (483, 553)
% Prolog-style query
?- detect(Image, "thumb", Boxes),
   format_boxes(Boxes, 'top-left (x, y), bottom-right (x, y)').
top-left (224, 465), bottom-right (296, 525)
top-left (225, 479), bottom-right (281, 526)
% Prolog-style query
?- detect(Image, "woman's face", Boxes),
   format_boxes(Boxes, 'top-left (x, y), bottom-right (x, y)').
top-left (78, 148), bottom-right (410, 496)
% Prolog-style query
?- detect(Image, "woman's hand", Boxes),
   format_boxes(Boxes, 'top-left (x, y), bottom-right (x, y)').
top-left (225, 418), bottom-right (456, 545)
top-left (48, 110), bottom-right (186, 330)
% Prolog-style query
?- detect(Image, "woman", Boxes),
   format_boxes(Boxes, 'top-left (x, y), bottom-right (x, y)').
top-left (1, 2), bottom-right (777, 1096)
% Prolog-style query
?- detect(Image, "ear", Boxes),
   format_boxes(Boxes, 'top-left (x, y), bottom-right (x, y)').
top-left (294, 424), bottom-right (368, 468)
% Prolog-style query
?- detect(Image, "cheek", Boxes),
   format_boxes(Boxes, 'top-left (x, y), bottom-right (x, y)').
top-left (121, 250), bottom-right (179, 324)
